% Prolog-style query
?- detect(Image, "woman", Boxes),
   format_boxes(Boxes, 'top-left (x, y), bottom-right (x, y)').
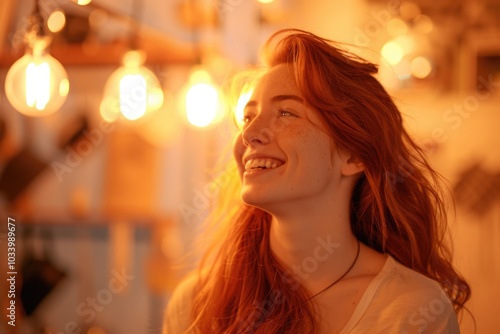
top-left (164, 29), bottom-right (470, 333)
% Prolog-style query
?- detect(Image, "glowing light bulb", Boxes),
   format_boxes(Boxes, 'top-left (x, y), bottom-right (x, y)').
top-left (26, 62), bottom-right (50, 109)
top-left (119, 74), bottom-right (147, 120)
top-left (5, 38), bottom-right (69, 117)
top-left (101, 50), bottom-right (164, 122)
top-left (185, 68), bottom-right (221, 128)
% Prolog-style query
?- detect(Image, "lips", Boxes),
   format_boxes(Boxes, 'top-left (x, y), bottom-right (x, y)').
top-left (244, 158), bottom-right (284, 172)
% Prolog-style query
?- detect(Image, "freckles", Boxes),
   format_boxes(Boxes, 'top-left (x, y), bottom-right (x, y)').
top-left (286, 125), bottom-right (332, 168)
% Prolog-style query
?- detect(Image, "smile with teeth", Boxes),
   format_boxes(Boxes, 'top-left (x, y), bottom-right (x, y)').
top-left (244, 158), bottom-right (284, 172)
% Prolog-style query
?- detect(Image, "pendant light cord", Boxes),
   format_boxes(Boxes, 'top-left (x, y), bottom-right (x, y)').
top-left (129, 0), bottom-right (144, 50)
top-left (189, 0), bottom-right (202, 65)
top-left (28, 0), bottom-right (45, 38)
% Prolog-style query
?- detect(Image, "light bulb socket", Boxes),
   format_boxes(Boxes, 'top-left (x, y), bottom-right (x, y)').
top-left (122, 49), bottom-right (146, 67)
top-left (25, 36), bottom-right (52, 57)
top-left (22, 1), bottom-right (52, 53)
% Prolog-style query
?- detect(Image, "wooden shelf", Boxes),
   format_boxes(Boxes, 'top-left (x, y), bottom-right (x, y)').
top-left (0, 38), bottom-right (196, 67)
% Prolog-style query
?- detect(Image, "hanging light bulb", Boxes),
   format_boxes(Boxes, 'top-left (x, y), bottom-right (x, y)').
top-left (4, 2), bottom-right (69, 117)
top-left (100, 50), bottom-right (164, 122)
top-left (184, 67), bottom-right (222, 128)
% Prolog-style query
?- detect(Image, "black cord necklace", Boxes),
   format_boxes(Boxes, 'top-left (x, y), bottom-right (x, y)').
top-left (307, 240), bottom-right (361, 301)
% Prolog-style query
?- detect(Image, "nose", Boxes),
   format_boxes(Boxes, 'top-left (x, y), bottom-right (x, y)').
top-left (241, 115), bottom-right (272, 147)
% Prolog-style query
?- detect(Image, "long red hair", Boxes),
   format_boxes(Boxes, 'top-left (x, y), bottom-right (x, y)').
top-left (188, 29), bottom-right (470, 333)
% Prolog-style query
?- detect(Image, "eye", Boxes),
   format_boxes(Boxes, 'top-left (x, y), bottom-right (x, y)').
top-left (278, 109), bottom-right (295, 117)
top-left (242, 115), bottom-right (251, 123)
top-left (241, 113), bottom-right (254, 126)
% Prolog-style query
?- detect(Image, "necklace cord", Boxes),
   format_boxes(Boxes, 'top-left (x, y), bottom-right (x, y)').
top-left (307, 240), bottom-right (361, 301)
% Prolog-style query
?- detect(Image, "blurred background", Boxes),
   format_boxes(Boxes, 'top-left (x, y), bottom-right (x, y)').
top-left (0, 0), bottom-right (498, 333)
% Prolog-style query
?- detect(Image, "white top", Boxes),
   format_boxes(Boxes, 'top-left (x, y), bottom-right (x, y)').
top-left (163, 256), bottom-right (460, 334)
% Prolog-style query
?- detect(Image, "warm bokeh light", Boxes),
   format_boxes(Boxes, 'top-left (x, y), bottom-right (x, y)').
top-left (400, 1), bottom-right (421, 20)
top-left (101, 50), bottom-right (164, 122)
top-left (186, 83), bottom-right (219, 127)
top-left (414, 15), bottom-right (434, 34)
top-left (183, 68), bottom-right (222, 128)
top-left (257, 0), bottom-right (275, 3)
top-left (394, 35), bottom-right (415, 54)
top-left (410, 56), bottom-right (432, 79)
top-left (75, 0), bottom-right (92, 5)
top-left (387, 18), bottom-right (408, 37)
top-left (5, 38), bottom-right (69, 116)
top-left (381, 41), bottom-right (403, 65)
top-left (47, 10), bottom-right (66, 33)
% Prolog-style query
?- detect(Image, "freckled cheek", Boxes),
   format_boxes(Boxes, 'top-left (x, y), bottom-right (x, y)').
top-left (300, 135), bottom-right (334, 175)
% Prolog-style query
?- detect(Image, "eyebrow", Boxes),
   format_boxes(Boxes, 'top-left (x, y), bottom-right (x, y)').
top-left (245, 94), bottom-right (304, 108)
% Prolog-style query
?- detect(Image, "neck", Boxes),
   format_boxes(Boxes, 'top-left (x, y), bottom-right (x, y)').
top-left (268, 199), bottom-right (359, 294)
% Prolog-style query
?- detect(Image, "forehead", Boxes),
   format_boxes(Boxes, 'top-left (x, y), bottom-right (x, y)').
top-left (248, 64), bottom-right (331, 135)
top-left (251, 64), bottom-right (301, 99)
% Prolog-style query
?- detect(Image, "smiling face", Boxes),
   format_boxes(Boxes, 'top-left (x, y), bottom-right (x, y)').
top-left (233, 64), bottom-right (352, 214)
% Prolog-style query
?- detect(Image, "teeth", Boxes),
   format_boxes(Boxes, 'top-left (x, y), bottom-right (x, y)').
top-left (244, 158), bottom-right (283, 171)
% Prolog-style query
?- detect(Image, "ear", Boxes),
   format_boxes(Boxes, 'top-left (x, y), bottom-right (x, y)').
top-left (340, 154), bottom-right (364, 177)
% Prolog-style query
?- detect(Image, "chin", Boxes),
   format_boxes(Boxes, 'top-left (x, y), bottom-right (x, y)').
top-left (241, 191), bottom-right (271, 209)
top-left (241, 193), bottom-right (262, 207)
top-left (241, 191), bottom-right (287, 216)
